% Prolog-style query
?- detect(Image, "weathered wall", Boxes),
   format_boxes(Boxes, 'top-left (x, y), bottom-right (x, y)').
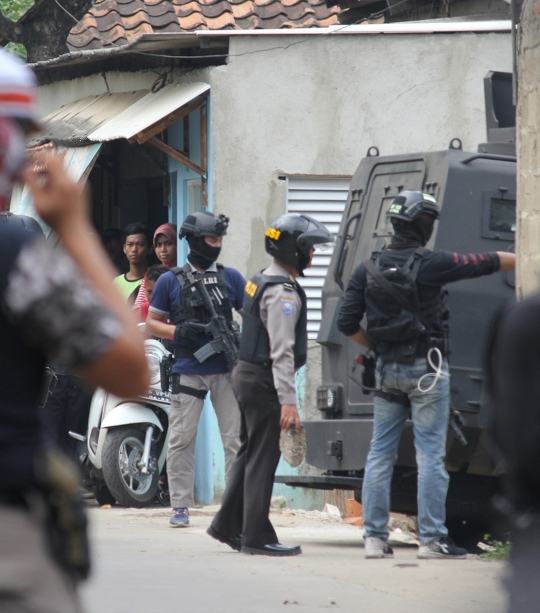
top-left (210, 32), bottom-right (512, 277)
top-left (516, 1), bottom-right (540, 298)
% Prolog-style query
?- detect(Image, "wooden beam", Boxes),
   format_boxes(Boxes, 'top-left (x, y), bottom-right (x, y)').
top-left (200, 101), bottom-right (208, 208)
top-left (145, 137), bottom-right (207, 178)
top-left (133, 93), bottom-right (208, 145)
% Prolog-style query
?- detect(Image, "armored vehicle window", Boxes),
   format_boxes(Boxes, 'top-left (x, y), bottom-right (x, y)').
top-left (375, 197), bottom-right (395, 231)
top-left (490, 198), bottom-right (516, 234)
top-left (482, 192), bottom-right (516, 241)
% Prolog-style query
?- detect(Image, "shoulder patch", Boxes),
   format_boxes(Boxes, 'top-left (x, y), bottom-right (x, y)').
top-left (281, 297), bottom-right (295, 314)
top-left (245, 280), bottom-right (258, 297)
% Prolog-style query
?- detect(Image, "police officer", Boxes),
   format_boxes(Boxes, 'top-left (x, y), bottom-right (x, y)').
top-left (336, 190), bottom-right (516, 560)
top-left (208, 213), bottom-right (334, 556)
top-left (146, 212), bottom-right (245, 527)
top-left (0, 46), bottom-right (149, 613)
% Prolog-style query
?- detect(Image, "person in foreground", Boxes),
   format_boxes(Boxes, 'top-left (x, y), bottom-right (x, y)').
top-left (336, 190), bottom-right (516, 560)
top-left (486, 294), bottom-right (540, 613)
top-left (208, 213), bottom-right (334, 556)
top-left (0, 46), bottom-right (149, 613)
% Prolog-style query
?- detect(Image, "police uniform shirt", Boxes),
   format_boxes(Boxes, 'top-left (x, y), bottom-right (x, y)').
top-left (149, 261), bottom-right (245, 375)
top-left (259, 262), bottom-right (303, 406)
top-left (337, 248), bottom-right (501, 337)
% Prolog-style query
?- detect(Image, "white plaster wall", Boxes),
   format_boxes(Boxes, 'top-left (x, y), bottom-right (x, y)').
top-left (209, 32), bottom-right (512, 277)
top-left (37, 32), bottom-right (511, 280)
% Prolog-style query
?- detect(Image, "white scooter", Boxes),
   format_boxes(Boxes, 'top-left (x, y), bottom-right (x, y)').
top-left (71, 339), bottom-right (172, 507)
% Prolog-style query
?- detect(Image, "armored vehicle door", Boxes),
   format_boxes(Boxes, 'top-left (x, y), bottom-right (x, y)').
top-left (321, 155), bottom-right (427, 416)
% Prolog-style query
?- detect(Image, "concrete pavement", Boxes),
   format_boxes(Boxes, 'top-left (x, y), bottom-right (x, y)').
top-left (81, 504), bottom-right (508, 613)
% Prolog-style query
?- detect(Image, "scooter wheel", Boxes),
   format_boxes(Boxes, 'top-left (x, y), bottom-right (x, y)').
top-left (102, 427), bottom-right (159, 508)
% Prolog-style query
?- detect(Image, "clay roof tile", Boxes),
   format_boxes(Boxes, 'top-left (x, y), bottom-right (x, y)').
top-left (67, 0), bottom-right (339, 52)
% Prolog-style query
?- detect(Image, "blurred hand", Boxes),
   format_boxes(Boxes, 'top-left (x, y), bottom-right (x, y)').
top-left (280, 404), bottom-right (301, 432)
top-left (23, 151), bottom-right (87, 233)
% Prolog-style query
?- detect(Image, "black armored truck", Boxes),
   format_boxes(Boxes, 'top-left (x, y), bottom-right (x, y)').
top-left (276, 72), bottom-right (517, 531)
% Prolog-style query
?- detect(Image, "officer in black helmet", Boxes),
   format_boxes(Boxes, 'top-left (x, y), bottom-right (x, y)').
top-left (146, 211), bottom-right (245, 528)
top-left (208, 213), bottom-right (334, 556)
top-left (337, 190), bottom-right (516, 560)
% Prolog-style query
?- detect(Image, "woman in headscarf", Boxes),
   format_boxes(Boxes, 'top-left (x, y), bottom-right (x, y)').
top-left (133, 223), bottom-right (177, 316)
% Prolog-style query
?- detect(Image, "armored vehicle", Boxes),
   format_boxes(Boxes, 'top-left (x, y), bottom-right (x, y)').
top-left (276, 72), bottom-right (516, 528)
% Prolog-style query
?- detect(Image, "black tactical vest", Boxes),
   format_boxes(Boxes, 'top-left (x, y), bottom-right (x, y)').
top-left (170, 263), bottom-right (233, 326)
top-left (0, 226), bottom-right (46, 492)
top-left (238, 271), bottom-right (308, 369)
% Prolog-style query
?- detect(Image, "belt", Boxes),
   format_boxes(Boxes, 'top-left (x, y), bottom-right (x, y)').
top-left (174, 347), bottom-right (196, 359)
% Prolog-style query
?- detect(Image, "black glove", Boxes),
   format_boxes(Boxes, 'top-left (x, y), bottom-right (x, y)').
top-left (174, 321), bottom-right (200, 343)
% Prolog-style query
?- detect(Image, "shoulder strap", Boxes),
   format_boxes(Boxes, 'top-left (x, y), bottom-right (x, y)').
top-left (171, 264), bottom-right (191, 289)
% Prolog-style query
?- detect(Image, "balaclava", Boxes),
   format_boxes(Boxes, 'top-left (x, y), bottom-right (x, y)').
top-left (390, 216), bottom-right (435, 250)
top-left (187, 235), bottom-right (221, 270)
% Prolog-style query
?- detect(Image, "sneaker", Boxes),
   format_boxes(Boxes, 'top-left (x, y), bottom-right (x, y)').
top-left (170, 507), bottom-right (189, 528)
top-left (364, 536), bottom-right (394, 559)
top-left (417, 536), bottom-right (467, 559)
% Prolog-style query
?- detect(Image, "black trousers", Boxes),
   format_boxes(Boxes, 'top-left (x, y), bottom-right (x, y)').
top-left (212, 360), bottom-right (282, 548)
top-left (40, 375), bottom-right (93, 459)
top-left (505, 522), bottom-right (540, 613)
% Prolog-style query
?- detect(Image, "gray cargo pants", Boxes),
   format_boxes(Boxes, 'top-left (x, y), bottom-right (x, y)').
top-left (168, 372), bottom-right (241, 509)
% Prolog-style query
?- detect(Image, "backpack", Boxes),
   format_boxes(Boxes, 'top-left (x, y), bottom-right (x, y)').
top-left (363, 248), bottom-right (428, 344)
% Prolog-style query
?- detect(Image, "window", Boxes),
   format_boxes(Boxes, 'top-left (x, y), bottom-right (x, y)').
top-left (482, 191), bottom-right (516, 241)
top-left (489, 197), bottom-right (516, 234)
top-left (287, 177), bottom-right (350, 339)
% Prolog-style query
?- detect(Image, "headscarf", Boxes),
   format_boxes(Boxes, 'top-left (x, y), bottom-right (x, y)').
top-left (153, 223), bottom-right (177, 248)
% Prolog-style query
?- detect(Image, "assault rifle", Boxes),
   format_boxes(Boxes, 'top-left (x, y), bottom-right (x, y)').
top-left (184, 270), bottom-right (241, 371)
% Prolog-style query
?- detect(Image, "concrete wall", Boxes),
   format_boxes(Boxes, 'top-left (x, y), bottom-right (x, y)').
top-left (516, 0), bottom-right (540, 298)
top-left (211, 32), bottom-right (512, 276)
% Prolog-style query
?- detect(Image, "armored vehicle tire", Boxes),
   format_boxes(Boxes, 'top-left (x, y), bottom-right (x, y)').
top-left (102, 427), bottom-right (159, 508)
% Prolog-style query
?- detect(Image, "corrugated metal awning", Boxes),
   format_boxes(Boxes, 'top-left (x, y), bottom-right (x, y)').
top-left (30, 82), bottom-right (210, 147)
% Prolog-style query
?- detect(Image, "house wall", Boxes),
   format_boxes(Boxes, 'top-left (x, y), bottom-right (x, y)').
top-left (36, 29), bottom-right (512, 510)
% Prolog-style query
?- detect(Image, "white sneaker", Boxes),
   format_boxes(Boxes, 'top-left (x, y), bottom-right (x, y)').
top-left (364, 536), bottom-right (394, 559)
top-left (417, 536), bottom-right (467, 559)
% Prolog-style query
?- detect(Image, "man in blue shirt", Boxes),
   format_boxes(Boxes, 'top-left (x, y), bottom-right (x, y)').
top-left (146, 212), bottom-right (245, 527)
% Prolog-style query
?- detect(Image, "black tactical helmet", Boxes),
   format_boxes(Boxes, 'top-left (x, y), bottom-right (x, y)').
top-left (265, 213), bottom-right (334, 275)
top-left (0, 211), bottom-right (44, 236)
top-left (179, 211), bottom-right (229, 239)
top-left (386, 190), bottom-right (440, 222)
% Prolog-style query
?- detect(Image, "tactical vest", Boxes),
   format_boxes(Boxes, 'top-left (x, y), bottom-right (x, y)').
top-left (364, 248), bottom-right (448, 360)
top-left (170, 263), bottom-right (233, 327)
top-left (238, 271), bottom-right (308, 369)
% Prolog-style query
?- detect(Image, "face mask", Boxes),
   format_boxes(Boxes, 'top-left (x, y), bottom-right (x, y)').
top-left (187, 236), bottom-right (221, 270)
top-left (390, 217), bottom-right (435, 248)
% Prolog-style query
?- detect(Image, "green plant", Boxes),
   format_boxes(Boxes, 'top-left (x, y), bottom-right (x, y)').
top-left (479, 534), bottom-right (511, 561)
top-left (0, 0), bottom-right (34, 60)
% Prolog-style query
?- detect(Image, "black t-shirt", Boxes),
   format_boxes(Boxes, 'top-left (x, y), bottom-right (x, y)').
top-left (337, 247), bottom-right (500, 338)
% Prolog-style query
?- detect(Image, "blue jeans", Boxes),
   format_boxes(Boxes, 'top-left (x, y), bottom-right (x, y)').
top-left (362, 357), bottom-right (450, 543)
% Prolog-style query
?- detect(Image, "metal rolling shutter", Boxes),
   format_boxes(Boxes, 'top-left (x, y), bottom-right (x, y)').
top-left (287, 177), bottom-right (350, 339)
